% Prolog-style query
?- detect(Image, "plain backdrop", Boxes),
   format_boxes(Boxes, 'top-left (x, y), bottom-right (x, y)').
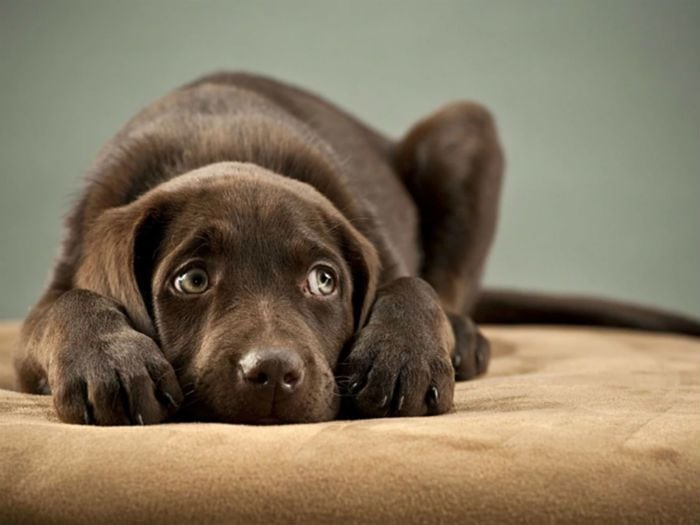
top-left (1, 0), bottom-right (699, 319)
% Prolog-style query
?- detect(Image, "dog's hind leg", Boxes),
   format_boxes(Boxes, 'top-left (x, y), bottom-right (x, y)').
top-left (394, 102), bottom-right (504, 379)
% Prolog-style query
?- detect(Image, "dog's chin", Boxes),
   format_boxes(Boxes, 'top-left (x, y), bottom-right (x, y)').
top-left (175, 392), bottom-right (341, 425)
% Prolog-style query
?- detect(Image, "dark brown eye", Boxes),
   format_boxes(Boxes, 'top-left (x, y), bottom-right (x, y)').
top-left (307, 266), bottom-right (337, 296)
top-left (174, 268), bottom-right (209, 294)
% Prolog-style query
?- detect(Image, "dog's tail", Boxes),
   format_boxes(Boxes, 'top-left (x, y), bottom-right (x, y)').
top-left (472, 289), bottom-right (700, 337)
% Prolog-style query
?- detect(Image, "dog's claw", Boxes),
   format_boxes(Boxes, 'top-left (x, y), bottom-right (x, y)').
top-left (163, 391), bottom-right (180, 410)
top-left (427, 386), bottom-right (439, 407)
top-left (397, 395), bottom-right (405, 412)
top-left (475, 332), bottom-right (490, 374)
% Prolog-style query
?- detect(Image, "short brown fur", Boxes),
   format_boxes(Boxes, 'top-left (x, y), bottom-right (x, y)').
top-left (17, 72), bottom-right (697, 425)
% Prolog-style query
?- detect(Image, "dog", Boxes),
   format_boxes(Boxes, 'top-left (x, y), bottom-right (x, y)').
top-left (15, 72), bottom-right (700, 425)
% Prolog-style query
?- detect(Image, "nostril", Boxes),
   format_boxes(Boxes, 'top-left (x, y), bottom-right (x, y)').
top-left (253, 372), bottom-right (268, 385)
top-left (283, 371), bottom-right (300, 387)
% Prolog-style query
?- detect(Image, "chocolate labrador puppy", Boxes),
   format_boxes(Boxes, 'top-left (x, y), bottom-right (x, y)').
top-left (15, 72), bottom-right (700, 425)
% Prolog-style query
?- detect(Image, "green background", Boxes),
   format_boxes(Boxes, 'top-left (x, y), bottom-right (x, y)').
top-left (1, 0), bottom-right (699, 319)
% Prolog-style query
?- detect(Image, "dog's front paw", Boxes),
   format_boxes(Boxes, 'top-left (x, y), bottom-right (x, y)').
top-left (448, 314), bottom-right (491, 380)
top-left (49, 330), bottom-right (183, 425)
top-left (338, 277), bottom-right (455, 418)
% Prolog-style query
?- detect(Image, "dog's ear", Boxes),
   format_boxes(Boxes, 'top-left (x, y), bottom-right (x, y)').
top-left (333, 218), bottom-right (380, 332)
top-left (75, 199), bottom-right (169, 339)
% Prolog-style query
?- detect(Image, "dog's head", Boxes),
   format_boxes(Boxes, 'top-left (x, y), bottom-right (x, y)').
top-left (75, 162), bottom-right (379, 423)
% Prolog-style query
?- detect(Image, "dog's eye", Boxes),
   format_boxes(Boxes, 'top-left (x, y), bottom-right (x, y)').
top-left (307, 266), bottom-right (337, 296)
top-left (174, 268), bottom-right (209, 294)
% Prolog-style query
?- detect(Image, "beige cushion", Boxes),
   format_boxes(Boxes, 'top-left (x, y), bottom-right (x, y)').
top-left (0, 321), bottom-right (698, 524)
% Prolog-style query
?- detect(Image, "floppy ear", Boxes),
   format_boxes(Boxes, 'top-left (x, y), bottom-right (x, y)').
top-left (335, 219), bottom-right (381, 332)
top-left (74, 200), bottom-right (168, 339)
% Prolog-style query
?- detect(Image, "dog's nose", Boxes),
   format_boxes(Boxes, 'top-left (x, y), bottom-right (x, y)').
top-left (238, 348), bottom-right (305, 394)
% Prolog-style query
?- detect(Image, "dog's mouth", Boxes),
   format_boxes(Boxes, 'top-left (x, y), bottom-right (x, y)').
top-left (176, 403), bottom-right (319, 425)
top-left (250, 417), bottom-right (287, 425)
top-left (225, 400), bottom-right (299, 425)
top-left (173, 399), bottom-right (281, 424)
top-left (174, 379), bottom-right (339, 425)
top-left (172, 346), bottom-right (342, 424)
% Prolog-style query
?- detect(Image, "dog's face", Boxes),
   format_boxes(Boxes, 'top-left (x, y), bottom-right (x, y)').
top-left (77, 162), bottom-right (379, 423)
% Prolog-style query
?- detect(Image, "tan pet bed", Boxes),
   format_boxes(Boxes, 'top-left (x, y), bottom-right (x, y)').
top-left (0, 321), bottom-right (698, 524)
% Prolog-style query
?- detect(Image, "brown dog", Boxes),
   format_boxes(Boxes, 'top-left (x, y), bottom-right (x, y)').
top-left (15, 72), bottom-right (700, 425)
